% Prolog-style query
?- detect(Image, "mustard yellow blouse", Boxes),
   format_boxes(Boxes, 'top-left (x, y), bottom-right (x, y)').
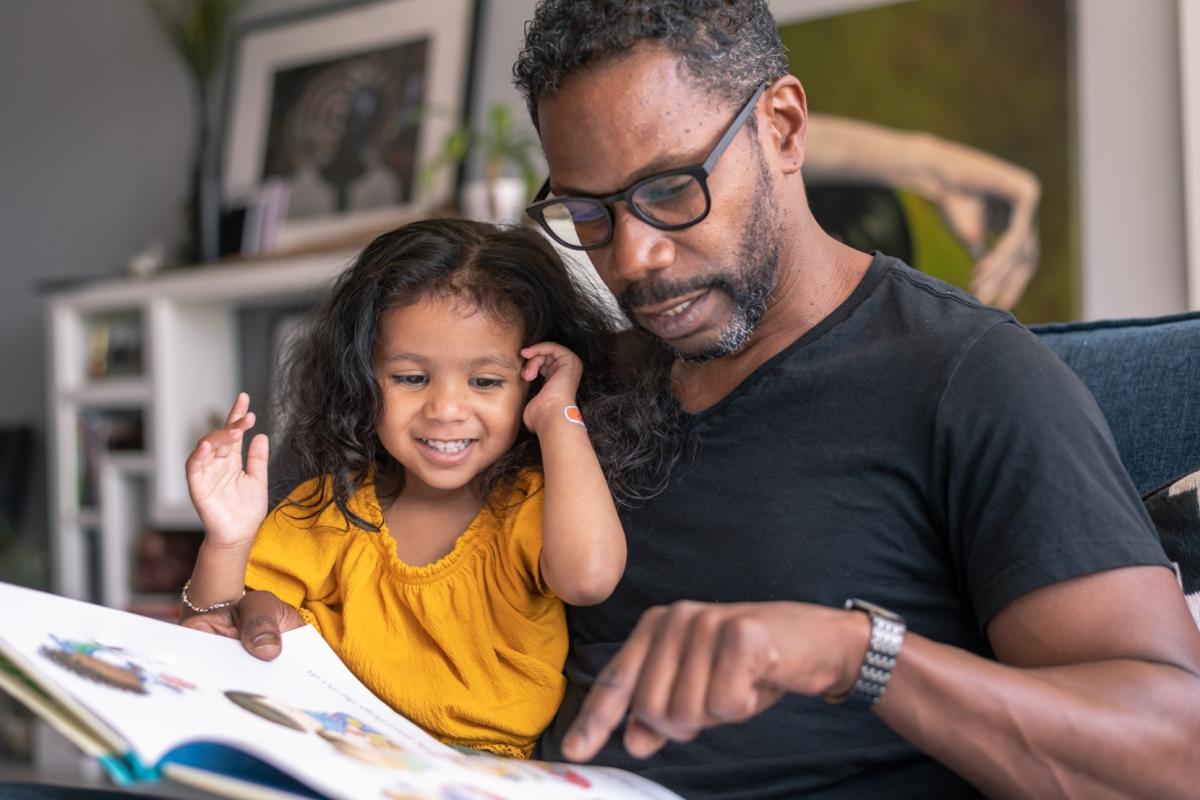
top-left (244, 470), bottom-right (565, 758)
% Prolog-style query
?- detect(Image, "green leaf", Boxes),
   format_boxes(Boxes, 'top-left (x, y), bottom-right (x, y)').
top-left (146, 0), bottom-right (250, 87)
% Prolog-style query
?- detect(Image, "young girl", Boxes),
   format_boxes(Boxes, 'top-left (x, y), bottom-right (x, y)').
top-left (180, 219), bottom-right (676, 759)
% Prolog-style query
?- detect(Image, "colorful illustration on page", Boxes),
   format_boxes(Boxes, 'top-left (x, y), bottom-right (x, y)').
top-left (224, 690), bottom-right (431, 771)
top-left (438, 785), bottom-right (514, 800)
top-left (383, 785), bottom-right (513, 800)
top-left (38, 636), bottom-right (196, 696)
top-left (448, 745), bottom-right (593, 789)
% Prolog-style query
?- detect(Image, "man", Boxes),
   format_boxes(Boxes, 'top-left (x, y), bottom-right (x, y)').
top-left (190, 2), bottom-right (1198, 798)
top-left (508, 1), bottom-right (1200, 798)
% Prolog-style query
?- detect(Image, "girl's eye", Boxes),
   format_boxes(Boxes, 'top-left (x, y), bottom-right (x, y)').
top-left (392, 374), bottom-right (427, 387)
top-left (470, 377), bottom-right (504, 389)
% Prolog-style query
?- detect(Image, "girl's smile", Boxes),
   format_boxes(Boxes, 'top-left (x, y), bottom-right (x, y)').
top-left (415, 437), bottom-right (477, 466)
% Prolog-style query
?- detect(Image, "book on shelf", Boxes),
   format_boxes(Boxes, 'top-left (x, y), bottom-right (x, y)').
top-left (85, 311), bottom-right (143, 380)
top-left (75, 408), bottom-right (145, 507)
top-left (222, 178), bottom-right (291, 259)
top-left (0, 581), bottom-right (682, 800)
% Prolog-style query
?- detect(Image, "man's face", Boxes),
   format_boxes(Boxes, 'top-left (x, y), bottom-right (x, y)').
top-left (537, 48), bottom-right (782, 362)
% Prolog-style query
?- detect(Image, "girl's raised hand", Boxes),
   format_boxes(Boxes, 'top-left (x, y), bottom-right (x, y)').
top-left (520, 341), bottom-right (584, 434)
top-left (186, 392), bottom-right (270, 549)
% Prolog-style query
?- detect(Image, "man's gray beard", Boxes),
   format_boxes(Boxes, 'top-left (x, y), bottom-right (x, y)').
top-left (619, 178), bottom-right (781, 364)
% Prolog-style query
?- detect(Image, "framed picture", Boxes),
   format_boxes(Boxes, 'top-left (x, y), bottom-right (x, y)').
top-left (222, 0), bottom-right (477, 253)
top-left (771, 0), bottom-right (1076, 322)
top-left (1180, 0), bottom-right (1200, 311)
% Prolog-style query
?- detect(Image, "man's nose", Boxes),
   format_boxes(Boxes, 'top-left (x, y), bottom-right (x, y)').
top-left (605, 205), bottom-right (675, 286)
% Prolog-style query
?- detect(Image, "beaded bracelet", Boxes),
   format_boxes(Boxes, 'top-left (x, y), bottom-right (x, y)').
top-left (181, 578), bottom-right (245, 614)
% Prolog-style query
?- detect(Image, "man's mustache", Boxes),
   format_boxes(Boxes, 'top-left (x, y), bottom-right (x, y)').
top-left (619, 275), bottom-right (734, 312)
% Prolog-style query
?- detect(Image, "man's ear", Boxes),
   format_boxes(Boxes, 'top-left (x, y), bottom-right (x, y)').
top-left (763, 76), bottom-right (807, 175)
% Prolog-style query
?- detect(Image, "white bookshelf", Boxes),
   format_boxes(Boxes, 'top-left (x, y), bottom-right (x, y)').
top-left (44, 250), bottom-right (355, 613)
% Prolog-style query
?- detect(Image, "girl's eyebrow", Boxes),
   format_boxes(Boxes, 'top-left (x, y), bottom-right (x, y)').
top-left (470, 354), bottom-right (520, 371)
top-left (380, 352), bottom-right (519, 370)
top-left (380, 351), bottom-right (427, 364)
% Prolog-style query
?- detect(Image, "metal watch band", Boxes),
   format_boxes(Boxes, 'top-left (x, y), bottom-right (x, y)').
top-left (839, 598), bottom-right (907, 708)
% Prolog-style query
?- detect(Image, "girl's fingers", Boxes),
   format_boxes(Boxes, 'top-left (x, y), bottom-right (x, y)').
top-left (224, 392), bottom-right (250, 426)
top-left (521, 341), bottom-right (565, 357)
top-left (523, 354), bottom-right (548, 381)
top-left (186, 440), bottom-right (213, 475)
top-left (212, 427), bottom-right (244, 458)
top-left (245, 434), bottom-right (270, 482)
top-left (522, 342), bottom-right (585, 385)
top-left (225, 409), bottom-right (256, 434)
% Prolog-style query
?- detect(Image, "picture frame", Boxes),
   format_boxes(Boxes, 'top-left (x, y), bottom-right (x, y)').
top-left (770, 0), bottom-right (1076, 322)
top-left (1179, 0), bottom-right (1200, 311)
top-left (221, 0), bottom-right (477, 254)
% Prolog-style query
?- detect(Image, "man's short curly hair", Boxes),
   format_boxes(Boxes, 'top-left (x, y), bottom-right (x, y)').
top-left (512, 0), bottom-right (789, 129)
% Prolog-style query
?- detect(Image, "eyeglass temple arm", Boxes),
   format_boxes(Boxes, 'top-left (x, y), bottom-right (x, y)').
top-left (702, 82), bottom-right (771, 173)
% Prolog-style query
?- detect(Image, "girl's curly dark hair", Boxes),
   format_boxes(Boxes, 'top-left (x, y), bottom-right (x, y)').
top-left (513, 0), bottom-right (789, 130)
top-left (274, 218), bottom-right (682, 530)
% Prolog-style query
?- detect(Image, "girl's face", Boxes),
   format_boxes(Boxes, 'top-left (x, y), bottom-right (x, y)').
top-left (372, 294), bottom-right (527, 498)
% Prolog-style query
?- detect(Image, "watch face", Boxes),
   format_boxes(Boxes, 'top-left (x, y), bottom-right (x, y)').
top-left (845, 598), bottom-right (904, 622)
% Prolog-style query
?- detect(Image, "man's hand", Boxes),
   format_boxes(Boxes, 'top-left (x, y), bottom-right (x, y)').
top-left (181, 590), bottom-right (305, 661)
top-left (561, 600), bottom-right (870, 761)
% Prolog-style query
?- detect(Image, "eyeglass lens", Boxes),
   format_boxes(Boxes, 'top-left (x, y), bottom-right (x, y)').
top-left (540, 172), bottom-right (708, 247)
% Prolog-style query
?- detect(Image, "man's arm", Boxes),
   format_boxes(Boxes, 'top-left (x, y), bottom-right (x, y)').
top-left (879, 565), bottom-right (1200, 799)
top-left (560, 564), bottom-right (1200, 799)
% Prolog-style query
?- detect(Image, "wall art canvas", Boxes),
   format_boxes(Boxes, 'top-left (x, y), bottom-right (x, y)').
top-left (223, 0), bottom-right (475, 253)
top-left (773, 0), bottom-right (1076, 322)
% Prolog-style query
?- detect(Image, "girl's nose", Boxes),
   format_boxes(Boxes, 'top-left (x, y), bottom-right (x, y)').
top-left (425, 381), bottom-right (468, 422)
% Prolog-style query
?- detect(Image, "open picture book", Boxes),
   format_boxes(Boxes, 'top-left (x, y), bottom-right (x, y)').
top-left (0, 581), bottom-right (682, 800)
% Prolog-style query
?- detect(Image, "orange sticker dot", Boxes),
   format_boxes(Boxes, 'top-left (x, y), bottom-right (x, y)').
top-left (563, 405), bottom-right (586, 428)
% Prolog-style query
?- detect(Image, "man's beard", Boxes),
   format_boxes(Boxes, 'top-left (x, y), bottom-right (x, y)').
top-left (618, 169), bottom-right (781, 363)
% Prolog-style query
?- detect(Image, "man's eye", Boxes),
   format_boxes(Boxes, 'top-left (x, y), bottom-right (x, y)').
top-left (470, 377), bottom-right (504, 389)
top-left (637, 174), bottom-right (695, 204)
top-left (392, 374), bottom-right (426, 387)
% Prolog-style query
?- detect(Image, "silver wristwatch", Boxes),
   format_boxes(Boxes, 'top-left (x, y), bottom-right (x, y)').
top-left (829, 598), bottom-right (906, 709)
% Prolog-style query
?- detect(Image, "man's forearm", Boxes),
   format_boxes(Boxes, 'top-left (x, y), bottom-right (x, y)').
top-left (877, 634), bottom-right (1200, 799)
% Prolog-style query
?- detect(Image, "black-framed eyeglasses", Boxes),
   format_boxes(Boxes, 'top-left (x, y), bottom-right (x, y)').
top-left (525, 81), bottom-right (770, 251)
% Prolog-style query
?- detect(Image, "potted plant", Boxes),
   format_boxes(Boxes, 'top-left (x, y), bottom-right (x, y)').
top-left (147, 0), bottom-right (250, 264)
top-left (423, 103), bottom-right (543, 223)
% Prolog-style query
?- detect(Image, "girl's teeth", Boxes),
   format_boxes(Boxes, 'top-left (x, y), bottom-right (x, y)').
top-left (662, 299), bottom-right (694, 318)
top-left (421, 439), bottom-right (471, 453)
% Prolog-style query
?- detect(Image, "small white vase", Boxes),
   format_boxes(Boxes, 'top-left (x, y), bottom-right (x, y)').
top-left (460, 177), bottom-right (528, 224)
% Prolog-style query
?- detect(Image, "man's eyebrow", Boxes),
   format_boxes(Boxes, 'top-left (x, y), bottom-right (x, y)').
top-left (551, 150), bottom-right (702, 198)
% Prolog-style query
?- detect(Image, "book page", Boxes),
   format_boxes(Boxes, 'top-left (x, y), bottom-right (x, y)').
top-left (0, 582), bottom-right (682, 800)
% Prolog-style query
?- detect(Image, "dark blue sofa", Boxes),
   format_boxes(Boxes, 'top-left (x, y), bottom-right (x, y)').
top-left (1033, 311), bottom-right (1200, 621)
top-left (1032, 311), bottom-right (1200, 497)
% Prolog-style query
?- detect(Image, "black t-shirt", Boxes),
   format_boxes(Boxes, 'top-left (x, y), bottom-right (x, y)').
top-left (541, 254), bottom-right (1170, 799)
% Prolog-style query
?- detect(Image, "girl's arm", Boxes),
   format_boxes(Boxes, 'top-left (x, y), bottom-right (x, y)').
top-left (182, 392), bottom-right (270, 619)
top-left (521, 343), bottom-right (626, 606)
